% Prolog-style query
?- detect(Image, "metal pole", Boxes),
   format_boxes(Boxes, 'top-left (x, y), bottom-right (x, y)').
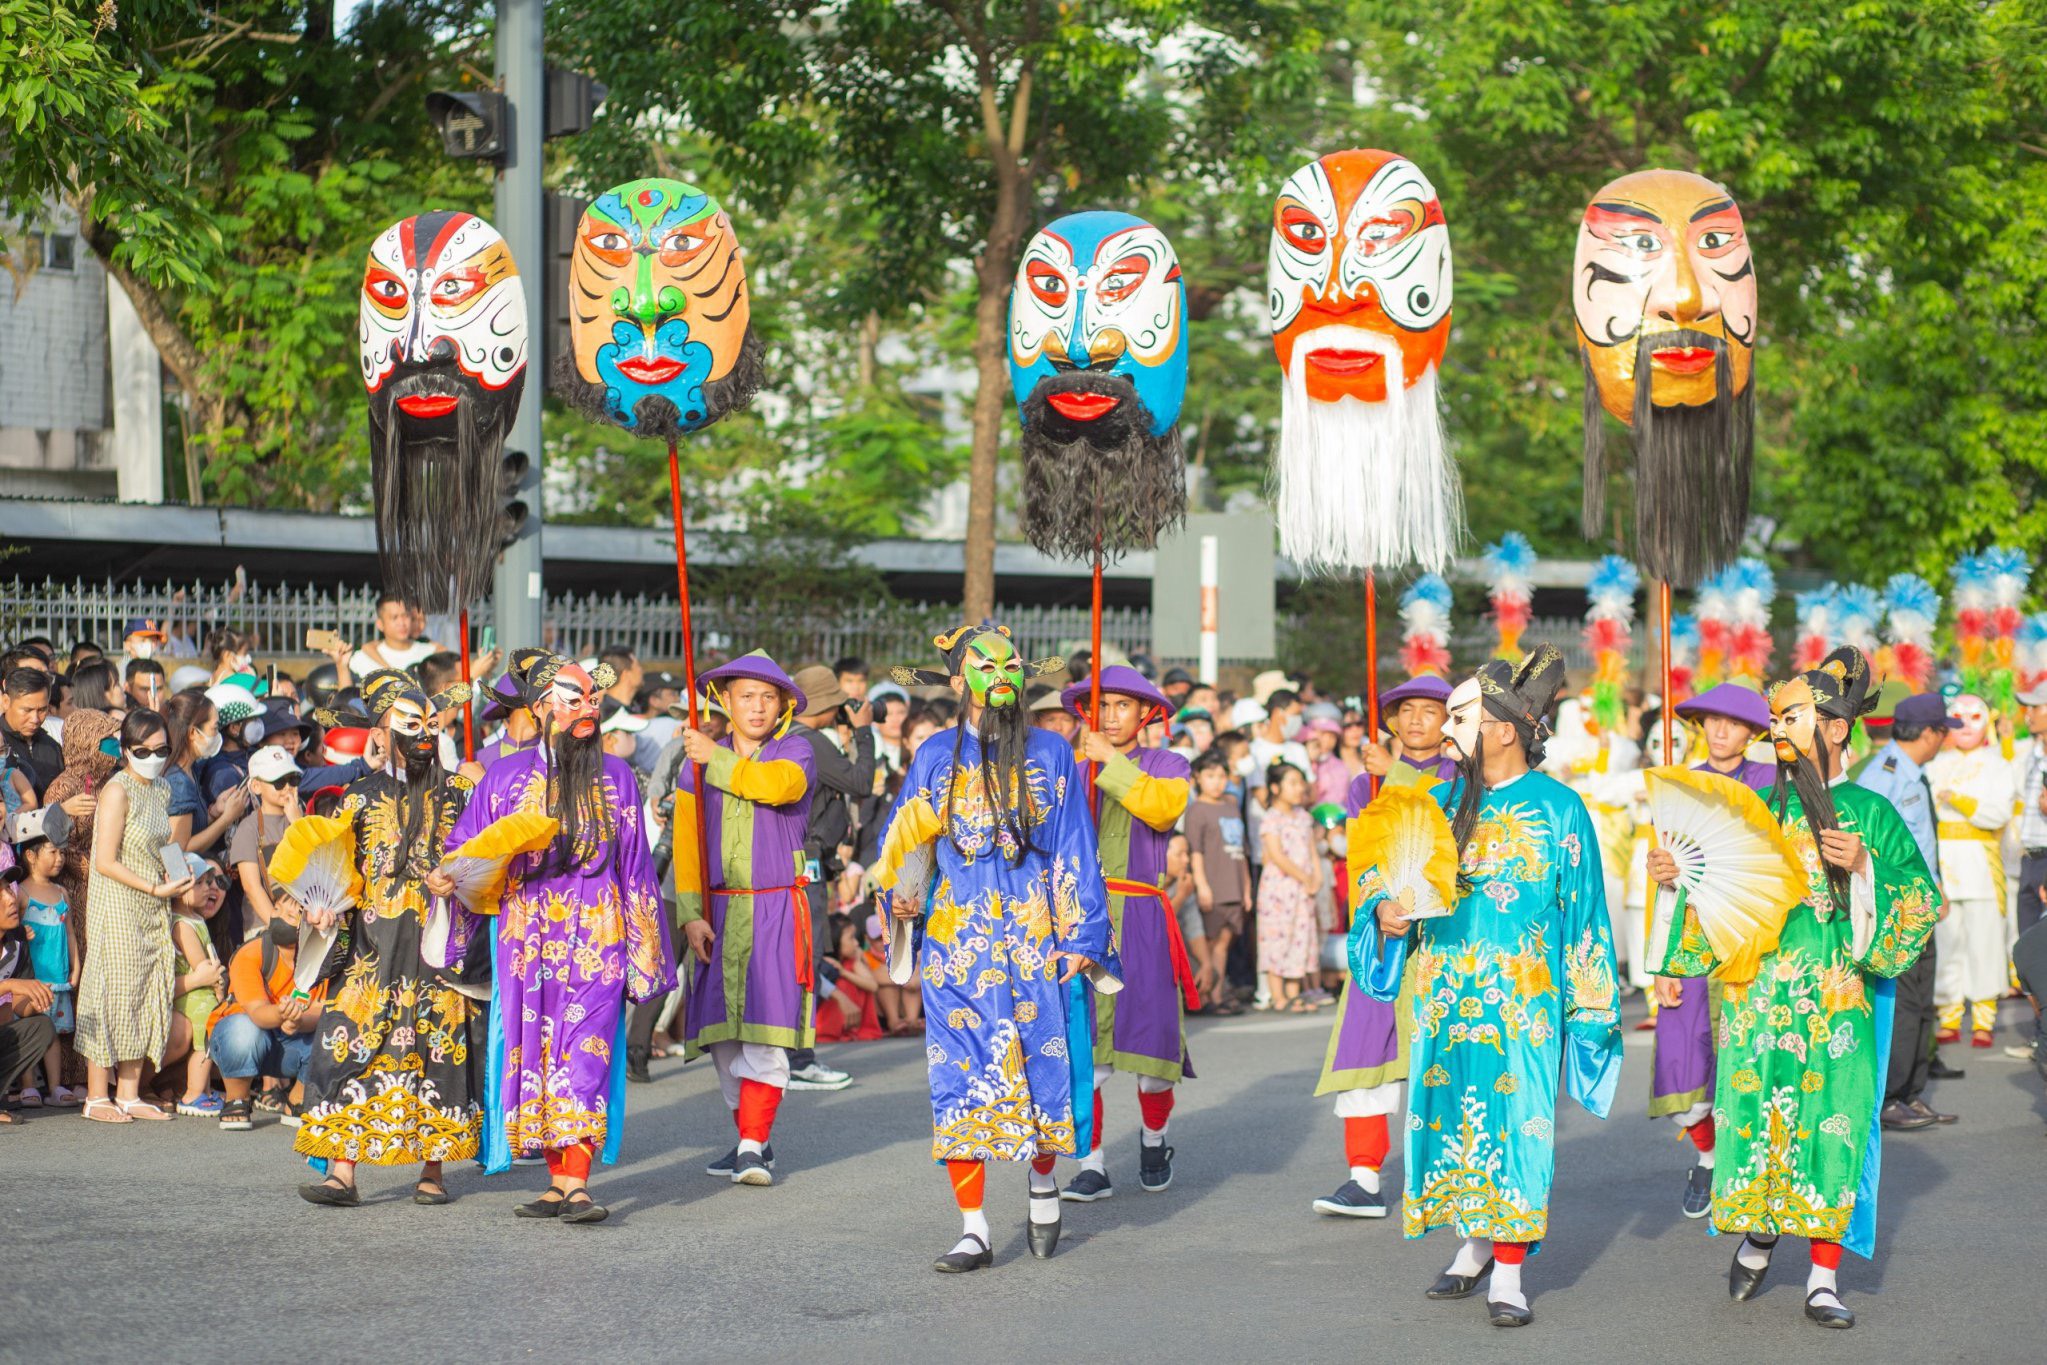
top-left (492, 0), bottom-right (544, 653)
top-left (1198, 533), bottom-right (1219, 685)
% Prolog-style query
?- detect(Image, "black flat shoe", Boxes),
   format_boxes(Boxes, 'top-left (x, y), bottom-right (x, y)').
top-left (1928, 1057), bottom-right (1966, 1080)
top-left (1489, 1299), bottom-right (1534, 1327)
top-left (297, 1177), bottom-right (360, 1208)
top-left (514, 1187), bottom-right (568, 1219)
top-left (1728, 1238), bottom-right (1775, 1301)
top-left (1027, 1194), bottom-right (1062, 1259)
top-left (1805, 1289), bottom-right (1854, 1329)
top-left (1426, 1257), bottom-right (1493, 1300)
top-left (933, 1233), bottom-right (992, 1273)
top-left (413, 1178), bottom-right (450, 1206)
top-left (626, 1045), bottom-right (652, 1085)
top-left (560, 1189), bottom-right (609, 1224)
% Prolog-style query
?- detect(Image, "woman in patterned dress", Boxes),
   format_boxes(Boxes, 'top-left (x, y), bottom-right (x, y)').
top-left (76, 708), bottom-right (195, 1123)
top-left (1258, 762), bottom-right (1321, 1011)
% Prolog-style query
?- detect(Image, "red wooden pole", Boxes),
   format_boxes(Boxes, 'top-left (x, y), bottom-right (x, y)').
top-left (1088, 543), bottom-right (1104, 818)
top-left (457, 606), bottom-right (474, 761)
top-left (1660, 578), bottom-right (1674, 765)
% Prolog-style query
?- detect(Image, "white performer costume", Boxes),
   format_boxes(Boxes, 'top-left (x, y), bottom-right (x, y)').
top-left (1927, 695), bottom-right (2015, 1038)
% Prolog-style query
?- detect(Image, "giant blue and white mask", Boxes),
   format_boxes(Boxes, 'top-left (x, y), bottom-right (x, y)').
top-left (1006, 211), bottom-right (1188, 560)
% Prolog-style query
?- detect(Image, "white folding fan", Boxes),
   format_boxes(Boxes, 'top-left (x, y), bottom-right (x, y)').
top-left (1642, 765), bottom-right (1807, 983)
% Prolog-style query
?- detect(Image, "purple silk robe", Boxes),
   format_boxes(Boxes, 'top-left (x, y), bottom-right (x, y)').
top-left (1648, 755), bottom-right (1776, 1117)
top-left (674, 733), bottom-right (817, 1053)
top-left (447, 749), bottom-right (675, 1158)
top-left (1317, 758), bottom-right (1457, 1096)
top-left (1088, 745), bottom-right (1192, 1083)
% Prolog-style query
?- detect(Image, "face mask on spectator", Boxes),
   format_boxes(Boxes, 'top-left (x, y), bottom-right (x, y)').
top-left (128, 751), bottom-right (169, 780)
top-left (267, 917), bottom-right (300, 949)
top-left (1235, 753), bottom-right (1255, 778)
top-left (1281, 711), bottom-right (1303, 740)
top-left (197, 729), bottom-right (223, 761)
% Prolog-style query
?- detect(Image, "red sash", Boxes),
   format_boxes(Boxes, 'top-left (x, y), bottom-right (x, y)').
top-left (1105, 876), bottom-right (1201, 1012)
top-left (713, 878), bottom-right (815, 990)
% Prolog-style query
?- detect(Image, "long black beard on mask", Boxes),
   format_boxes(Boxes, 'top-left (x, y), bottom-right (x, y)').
top-left (1581, 329), bottom-right (1754, 586)
top-left (394, 736), bottom-right (447, 880)
top-left (541, 721), bottom-right (617, 878)
top-left (367, 364), bottom-right (519, 614)
top-left (1018, 371), bottom-right (1185, 561)
top-left (549, 326), bottom-right (764, 442)
top-left (945, 701), bottom-right (1042, 867)
top-left (1771, 736), bottom-right (1850, 917)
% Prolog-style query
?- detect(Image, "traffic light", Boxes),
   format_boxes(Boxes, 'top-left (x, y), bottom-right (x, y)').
top-left (544, 191), bottom-right (591, 377)
top-left (424, 90), bottom-right (509, 165)
top-left (499, 447), bottom-right (536, 549)
top-left (545, 69), bottom-right (607, 139)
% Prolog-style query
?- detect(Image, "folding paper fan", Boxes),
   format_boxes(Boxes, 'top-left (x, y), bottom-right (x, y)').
top-left (1351, 784), bottom-right (1459, 921)
top-left (267, 814), bottom-right (362, 918)
top-left (1642, 765), bottom-right (1807, 983)
top-left (441, 812), bottom-right (560, 915)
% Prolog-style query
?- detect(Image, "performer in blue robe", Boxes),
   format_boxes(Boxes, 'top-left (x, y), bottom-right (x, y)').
top-left (1353, 647), bottom-right (1622, 1328)
top-left (875, 624), bottom-right (1112, 1274)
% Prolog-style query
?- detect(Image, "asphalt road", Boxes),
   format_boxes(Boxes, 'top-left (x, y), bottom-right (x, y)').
top-left (4, 993), bottom-right (2041, 1365)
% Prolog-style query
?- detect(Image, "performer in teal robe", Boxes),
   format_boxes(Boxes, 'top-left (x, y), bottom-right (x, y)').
top-left (876, 624), bottom-right (1112, 1274)
top-left (1353, 647), bottom-right (1621, 1328)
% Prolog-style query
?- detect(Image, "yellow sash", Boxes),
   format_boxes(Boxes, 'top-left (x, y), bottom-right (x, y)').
top-left (1938, 820), bottom-right (2008, 913)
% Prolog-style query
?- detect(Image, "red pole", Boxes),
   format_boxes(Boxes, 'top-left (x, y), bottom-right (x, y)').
top-left (668, 438), bottom-right (715, 900)
top-left (1088, 543), bottom-right (1104, 818)
top-left (457, 607), bottom-right (474, 761)
top-left (1660, 578), bottom-right (1674, 765)
top-left (1364, 570), bottom-right (1379, 797)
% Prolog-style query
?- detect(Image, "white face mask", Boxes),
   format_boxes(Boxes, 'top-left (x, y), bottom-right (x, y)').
top-left (131, 640), bottom-right (155, 660)
top-left (129, 754), bottom-right (169, 781)
top-left (233, 653), bottom-right (253, 673)
top-left (1235, 753), bottom-right (1256, 778)
top-left (1280, 711), bottom-right (1303, 740)
top-left (197, 729), bottom-right (223, 761)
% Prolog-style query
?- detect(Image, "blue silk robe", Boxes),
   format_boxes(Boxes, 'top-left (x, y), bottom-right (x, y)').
top-left (1353, 770), bottom-right (1623, 1243)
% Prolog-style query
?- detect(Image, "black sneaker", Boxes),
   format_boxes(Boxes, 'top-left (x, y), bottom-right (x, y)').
top-left (1060, 1168), bottom-right (1113, 1202)
top-left (705, 1143), bottom-right (775, 1176)
top-left (1312, 1179), bottom-right (1387, 1218)
top-left (1138, 1142), bottom-right (1174, 1193)
top-left (732, 1149), bottom-right (773, 1186)
top-left (1681, 1163), bottom-right (1713, 1219)
top-left (626, 1046), bottom-right (652, 1085)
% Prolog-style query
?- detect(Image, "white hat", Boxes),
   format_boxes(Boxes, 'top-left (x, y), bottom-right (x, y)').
top-left (1252, 669), bottom-right (1294, 705)
top-left (247, 747), bottom-right (303, 783)
top-left (1229, 698), bottom-right (1268, 729)
top-left (169, 665), bottom-right (212, 694)
top-left (205, 682), bottom-right (263, 727)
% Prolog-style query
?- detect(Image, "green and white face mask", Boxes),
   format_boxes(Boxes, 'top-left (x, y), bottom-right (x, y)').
top-left (962, 633), bottom-right (1027, 709)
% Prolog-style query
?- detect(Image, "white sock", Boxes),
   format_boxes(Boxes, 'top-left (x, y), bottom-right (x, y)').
top-left (1490, 1258), bottom-right (1526, 1310)
top-left (738, 1138), bottom-right (765, 1156)
top-left (957, 1209), bottom-right (990, 1248)
top-left (1695, 1145), bottom-right (1716, 1170)
top-left (1029, 1165), bottom-right (1057, 1196)
top-left (1448, 1236), bottom-right (1491, 1277)
top-left (1081, 1145), bottom-right (1108, 1175)
top-left (1738, 1235), bottom-right (1777, 1271)
top-left (1027, 1177), bottom-right (1061, 1223)
top-left (1141, 1124), bottom-right (1165, 1148)
top-left (1350, 1165), bottom-right (1381, 1194)
top-left (1807, 1258), bottom-right (1840, 1303)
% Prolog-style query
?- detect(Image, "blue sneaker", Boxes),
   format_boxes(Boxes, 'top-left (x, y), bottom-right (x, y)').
top-left (1313, 1179), bottom-right (1387, 1218)
top-left (176, 1092), bottom-right (223, 1118)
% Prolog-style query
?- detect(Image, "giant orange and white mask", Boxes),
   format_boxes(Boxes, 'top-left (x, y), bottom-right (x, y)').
top-left (1948, 694), bottom-right (1991, 752)
top-left (1265, 149), bottom-right (1460, 574)
top-left (1572, 170), bottom-right (1755, 422)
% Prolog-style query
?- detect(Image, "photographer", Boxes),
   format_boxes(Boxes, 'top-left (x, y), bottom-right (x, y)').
top-left (784, 666), bottom-right (875, 1091)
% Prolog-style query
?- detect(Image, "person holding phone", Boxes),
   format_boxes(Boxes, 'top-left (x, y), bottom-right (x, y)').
top-left (74, 708), bottom-right (194, 1123)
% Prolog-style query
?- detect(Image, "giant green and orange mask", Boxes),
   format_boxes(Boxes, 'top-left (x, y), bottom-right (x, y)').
top-left (554, 178), bottom-right (761, 438)
top-left (962, 633), bottom-right (1027, 709)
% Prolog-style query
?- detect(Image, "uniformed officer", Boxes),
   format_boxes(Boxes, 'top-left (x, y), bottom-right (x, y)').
top-left (1855, 691), bottom-right (1959, 1129)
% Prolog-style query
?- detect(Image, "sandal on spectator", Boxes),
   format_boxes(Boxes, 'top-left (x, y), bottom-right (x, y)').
top-left (299, 1176), bottom-right (361, 1208)
top-left (51, 1085), bottom-right (80, 1106)
top-left (82, 1098), bottom-right (132, 1123)
top-left (118, 1098), bottom-right (173, 1121)
top-left (0, 1109), bottom-right (17, 1125)
top-left (17, 1087), bottom-right (42, 1109)
top-left (219, 1098), bottom-right (254, 1130)
top-left (254, 1084), bottom-right (291, 1114)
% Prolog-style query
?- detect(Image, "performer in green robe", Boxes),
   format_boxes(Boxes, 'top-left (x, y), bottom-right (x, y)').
top-left (1355, 647), bottom-right (1622, 1328)
top-left (1654, 647), bottom-right (1939, 1331)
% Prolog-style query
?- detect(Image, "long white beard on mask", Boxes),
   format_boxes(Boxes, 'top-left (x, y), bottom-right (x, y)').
top-left (1272, 324), bottom-right (1461, 573)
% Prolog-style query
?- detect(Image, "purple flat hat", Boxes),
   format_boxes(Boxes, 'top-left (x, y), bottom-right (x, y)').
top-left (477, 672), bottom-right (526, 723)
top-left (1377, 674), bottom-right (1452, 720)
top-left (1675, 680), bottom-right (1771, 731)
top-left (701, 649), bottom-right (801, 702)
top-left (1063, 664), bottom-right (1171, 719)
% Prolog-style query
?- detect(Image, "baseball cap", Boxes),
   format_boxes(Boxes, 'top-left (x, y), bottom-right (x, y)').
top-left (2017, 683), bottom-right (2047, 708)
top-left (247, 747), bottom-right (303, 783)
top-left (1893, 693), bottom-right (1962, 730)
top-left (1229, 698), bottom-right (1268, 729)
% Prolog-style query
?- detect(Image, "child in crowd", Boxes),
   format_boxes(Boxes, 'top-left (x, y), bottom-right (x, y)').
top-left (168, 854), bottom-right (227, 1116)
top-left (1256, 762), bottom-right (1322, 1013)
top-left (10, 810), bottom-right (79, 1106)
top-left (1163, 832), bottom-right (1214, 1011)
top-left (1185, 750), bottom-right (1250, 1014)
top-left (1309, 802), bottom-right (1348, 1005)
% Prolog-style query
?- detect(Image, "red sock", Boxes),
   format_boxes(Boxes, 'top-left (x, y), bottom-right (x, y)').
top-left (1031, 1154), bottom-right (1057, 1176)
top-left (736, 1078), bottom-right (783, 1144)
top-left (1687, 1116), bottom-right (1716, 1153)
top-left (947, 1159), bottom-right (985, 1211)
top-left (1493, 1240), bottom-right (1528, 1266)
top-left (1090, 1090), bottom-right (1104, 1150)
top-left (546, 1140), bottom-right (591, 1181)
top-left (1343, 1114), bottom-right (1390, 1170)
top-left (1137, 1087), bottom-right (1174, 1133)
top-left (543, 1148), bottom-right (563, 1178)
top-left (1810, 1240), bottom-right (1842, 1270)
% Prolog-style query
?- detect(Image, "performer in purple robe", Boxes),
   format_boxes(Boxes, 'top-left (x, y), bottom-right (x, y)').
top-left (1059, 665), bottom-right (1193, 1201)
top-left (1313, 674), bottom-right (1459, 1219)
top-left (1653, 681), bottom-right (1775, 1219)
top-left (440, 651), bottom-right (675, 1224)
top-left (672, 650), bottom-right (815, 1188)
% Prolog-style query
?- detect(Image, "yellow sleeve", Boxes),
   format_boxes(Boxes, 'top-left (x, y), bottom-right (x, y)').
top-left (671, 789), bottom-right (706, 926)
top-left (703, 745), bottom-right (809, 807)
top-left (1947, 792), bottom-right (1979, 820)
top-left (1095, 751), bottom-right (1189, 834)
top-left (876, 797), bottom-right (942, 891)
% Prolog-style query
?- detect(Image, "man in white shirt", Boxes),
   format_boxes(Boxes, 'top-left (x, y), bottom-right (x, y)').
top-left (348, 592), bottom-right (440, 680)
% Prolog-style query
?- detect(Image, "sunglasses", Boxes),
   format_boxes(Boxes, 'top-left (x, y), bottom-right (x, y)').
top-left (261, 776), bottom-right (295, 790)
top-left (127, 744), bottom-right (171, 759)
top-left (197, 871), bottom-right (228, 890)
